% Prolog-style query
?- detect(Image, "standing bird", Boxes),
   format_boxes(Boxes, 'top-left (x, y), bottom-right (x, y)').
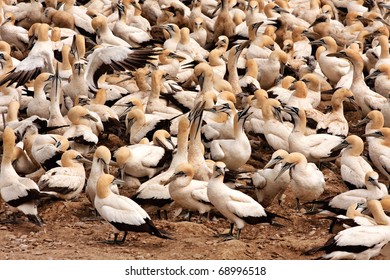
top-left (252, 149), bottom-right (291, 207)
top-left (209, 106), bottom-right (252, 170)
top-left (0, 127), bottom-right (43, 226)
top-left (363, 128), bottom-right (390, 184)
top-left (86, 145), bottom-right (117, 207)
top-left (164, 162), bottom-right (213, 221)
top-left (207, 161), bottom-right (287, 240)
top-left (275, 152), bottom-right (325, 210)
top-left (94, 174), bottom-right (171, 244)
top-left (330, 135), bottom-right (374, 189)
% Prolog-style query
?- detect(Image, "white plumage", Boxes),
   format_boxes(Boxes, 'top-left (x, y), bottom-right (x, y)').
top-left (207, 161), bottom-right (285, 239)
top-left (94, 173), bottom-right (170, 243)
top-left (38, 149), bottom-right (90, 200)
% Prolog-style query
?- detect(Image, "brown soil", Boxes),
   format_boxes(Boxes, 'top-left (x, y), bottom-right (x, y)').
top-left (1, 105), bottom-right (389, 260)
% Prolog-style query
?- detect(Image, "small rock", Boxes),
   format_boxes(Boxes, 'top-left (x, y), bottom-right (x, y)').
top-left (0, 226), bottom-right (8, 230)
top-left (74, 222), bottom-right (88, 229)
top-left (19, 244), bottom-right (29, 251)
top-left (83, 230), bottom-right (94, 235)
top-left (6, 234), bottom-right (16, 241)
top-left (309, 230), bottom-right (316, 236)
top-left (32, 251), bottom-right (45, 255)
top-left (192, 254), bottom-right (203, 259)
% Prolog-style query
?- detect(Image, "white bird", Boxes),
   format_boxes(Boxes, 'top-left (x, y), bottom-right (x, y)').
top-left (328, 49), bottom-right (387, 116)
top-left (309, 36), bottom-right (350, 86)
top-left (0, 127), bottom-right (43, 226)
top-left (261, 98), bottom-right (292, 151)
top-left (286, 81), bottom-right (314, 111)
top-left (86, 145), bottom-right (118, 207)
top-left (363, 127), bottom-right (390, 183)
top-left (114, 130), bottom-right (174, 179)
top-left (38, 150), bottom-right (91, 201)
top-left (305, 88), bottom-right (355, 137)
top-left (275, 152), bottom-right (325, 210)
top-left (366, 63), bottom-right (390, 98)
top-left (311, 171), bottom-right (388, 215)
top-left (30, 133), bottom-right (70, 172)
top-left (63, 106), bottom-right (99, 155)
top-left (330, 135), bottom-right (374, 189)
top-left (209, 106), bottom-right (252, 170)
top-left (84, 44), bottom-right (160, 92)
top-left (112, 3), bottom-right (153, 48)
top-left (94, 173), bottom-right (171, 244)
top-left (252, 149), bottom-right (291, 207)
top-left (131, 115), bottom-right (190, 218)
top-left (164, 162), bottom-right (213, 220)
top-left (0, 23), bottom-right (54, 88)
top-left (125, 108), bottom-right (176, 145)
top-left (322, 202), bottom-right (377, 234)
top-left (283, 106), bottom-right (344, 163)
top-left (305, 199), bottom-right (390, 260)
top-left (26, 72), bottom-right (52, 119)
top-left (207, 161), bottom-right (287, 239)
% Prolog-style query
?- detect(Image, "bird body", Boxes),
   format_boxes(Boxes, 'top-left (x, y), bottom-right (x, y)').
top-left (38, 150), bottom-right (90, 200)
top-left (305, 200), bottom-right (390, 260)
top-left (276, 152), bottom-right (325, 209)
top-left (95, 174), bottom-right (169, 243)
top-left (165, 162), bottom-right (212, 218)
top-left (253, 149), bottom-right (291, 207)
top-left (285, 106), bottom-right (344, 163)
top-left (207, 162), bottom-right (283, 239)
top-left (210, 107), bottom-right (252, 170)
top-left (0, 127), bottom-right (43, 226)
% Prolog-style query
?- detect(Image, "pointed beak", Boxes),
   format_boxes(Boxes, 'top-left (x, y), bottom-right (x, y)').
top-left (327, 52), bottom-right (346, 59)
top-left (264, 156), bottom-right (283, 169)
top-left (347, 96), bottom-right (358, 108)
top-left (83, 113), bottom-right (98, 122)
top-left (164, 173), bottom-right (177, 186)
top-left (369, 177), bottom-right (381, 189)
top-left (365, 69), bottom-right (381, 81)
top-left (330, 140), bottom-right (349, 153)
top-left (274, 162), bottom-right (293, 181)
top-left (354, 116), bottom-right (370, 127)
top-left (361, 131), bottom-right (383, 138)
top-left (113, 178), bottom-right (126, 185)
top-left (78, 157), bottom-right (93, 165)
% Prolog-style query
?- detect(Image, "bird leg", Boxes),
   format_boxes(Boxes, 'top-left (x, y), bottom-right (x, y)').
top-left (215, 223), bottom-right (235, 240)
top-left (188, 211), bottom-right (192, 222)
top-left (236, 228), bottom-right (241, 240)
top-left (120, 232), bottom-right (128, 243)
top-left (295, 198), bottom-right (301, 211)
top-left (157, 210), bottom-right (162, 220)
top-left (104, 233), bottom-right (125, 245)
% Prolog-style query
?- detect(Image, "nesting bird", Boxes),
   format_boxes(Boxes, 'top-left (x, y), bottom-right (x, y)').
top-left (38, 150), bottom-right (91, 201)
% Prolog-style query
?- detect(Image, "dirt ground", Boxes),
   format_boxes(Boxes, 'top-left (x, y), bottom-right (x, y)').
top-left (1, 105), bottom-right (390, 261)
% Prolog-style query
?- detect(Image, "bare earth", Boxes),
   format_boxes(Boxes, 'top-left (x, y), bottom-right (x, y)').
top-left (1, 105), bottom-right (389, 260)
